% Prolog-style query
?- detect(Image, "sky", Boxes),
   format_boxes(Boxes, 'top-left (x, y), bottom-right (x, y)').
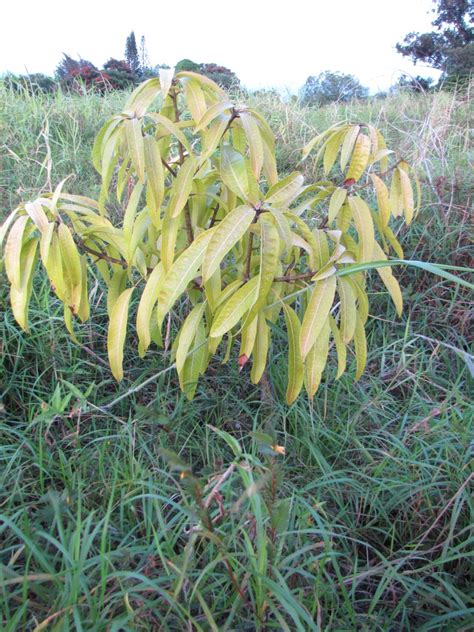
top-left (0, 0), bottom-right (441, 93)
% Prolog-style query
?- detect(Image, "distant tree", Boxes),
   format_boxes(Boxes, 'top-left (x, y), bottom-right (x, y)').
top-left (139, 36), bottom-right (151, 75)
top-left (301, 71), bottom-right (368, 106)
top-left (125, 32), bottom-right (140, 75)
top-left (396, 0), bottom-right (473, 81)
top-left (392, 74), bottom-right (436, 93)
top-left (199, 63), bottom-right (240, 89)
top-left (103, 58), bottom-right (136, 89)
top-left (4, 73), bottom-right (57, 94)
top-left (175, 58), bottom-right (201, 73)
top-left (55, 54), bottom-right (96, 81)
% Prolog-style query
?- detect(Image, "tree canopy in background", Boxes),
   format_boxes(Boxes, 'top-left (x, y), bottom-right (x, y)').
top-left (300, 71), bottom-right (368, 106)
top-left (125, 32), bottom-right (140, 75)
top-left (396, 0), bottom-right (473, 81)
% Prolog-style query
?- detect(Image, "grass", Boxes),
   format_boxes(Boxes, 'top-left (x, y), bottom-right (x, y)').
top-left (0, 82), bottom-right (473, 630)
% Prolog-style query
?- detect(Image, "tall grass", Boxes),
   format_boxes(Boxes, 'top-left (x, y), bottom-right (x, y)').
top-left (0, 82), bottom-right (472, 630)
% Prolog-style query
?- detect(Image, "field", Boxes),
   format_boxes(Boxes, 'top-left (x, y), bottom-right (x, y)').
top-left (0, 82), bottom-right (473, 630)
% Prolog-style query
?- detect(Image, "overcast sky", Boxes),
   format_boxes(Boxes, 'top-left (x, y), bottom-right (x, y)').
top-left (0, 0), bottom-right (440, 92)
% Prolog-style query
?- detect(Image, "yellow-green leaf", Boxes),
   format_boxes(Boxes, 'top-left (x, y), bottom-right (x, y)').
top-left (373, 242), bottom-right (403, 316)
top-left (250, 313), bottom-right (269, 384)
top-left (283, 304), bottom-right (304, 405)
top-left (4, 215), bottom-right (29, 288)
top-left (304, 316), bottom-right (330, 398)
top-left (398, 166), bottom-right (414, 224)
top-left (108, 287), bottom-right (134, 382)
top-left (329, 315), bottom-right (347, 379)
top-left (328, 188), bottom-right (347, 223)
top-left (58, 223), bottom-right (82, 314)
top-left (248, 214), bottom-right (279, 321)
top-left (158, 229), bottom-right (215, 323)
top-left (354, 313), bottom-right (367, 380)
top-left (210, 276), bottom-right (259, 338)
top-left (337, 277), bottom-right (357, 343)
top-left (125, 118), bottom-right (145, 184)
top-left (195, 100), bottom-right (233, 132)
top-left (136, 262), bottom-right (164, 356)
top-left (348, 196), bottom-right (375, 263)
top-left (168, 157), bottom-right (196, 219)
top-left (340, 125), bottom-right (360, 172)
top-left (220, 145), bottom-right (256, 204)
top-left (370, 174), bottom-right (390, 228)
top-left (202, 205), bottom-right (255, 283)
top-left (144, 136), bottom-right (164, 225)
top-left (300, 274), bottom-right (336, 359)
top-left (240, 111), bottom-right (264, 179)
top-left (345, 133), bottom-right (370, 182)
top-left (176, 302), bottom-right (206, 375)
top-left (266, 172), bottom-right (304, 206)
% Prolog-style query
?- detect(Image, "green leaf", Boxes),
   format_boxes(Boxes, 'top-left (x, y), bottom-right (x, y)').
top-left (202, 205), bottom-right (255, 283)
top-left (337, 259), bottom-right (474, 291)
top-left (300, 275), bottom-right (337, 359)
top-left (283, 304), bottom-right (304, 405)
top-left (107, 287), bottom-right (134, 382)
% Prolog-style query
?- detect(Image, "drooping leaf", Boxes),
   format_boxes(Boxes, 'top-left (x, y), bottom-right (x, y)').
top-left (250, 313), bottom-right (270, 384)
top-left (136, 263), bottom-right (164, 356)
top-left (329, 315), bottom-right (347, 379)
top-left (348, 196), bottom-right (375, 263)
top-left (107, 287), bottom-right (134, 382)
top-left (337, 277), bottom-right (357, 343)
top-left (283, 304), bottom-right (304, 405)
top-left (57, 223), bottom-right (82, 314)
top-left (300, 275), bottom-right (337, 359)
top-left (176, 302), bottom-right (207, 375)
top-left (354, 312), bottom-right (367, 380)
top-left (304, 316), bottom-right (330, 398)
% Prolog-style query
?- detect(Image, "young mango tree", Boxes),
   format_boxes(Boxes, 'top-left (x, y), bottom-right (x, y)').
top-left (1, 70), bottom-right (425, 404)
